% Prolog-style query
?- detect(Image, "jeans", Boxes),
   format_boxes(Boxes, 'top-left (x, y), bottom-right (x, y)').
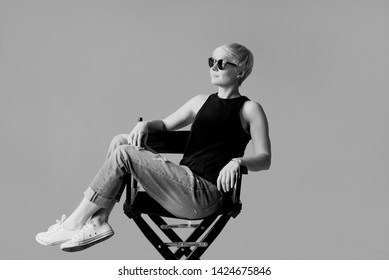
top-left (83, 134), bottom-right (227, 219)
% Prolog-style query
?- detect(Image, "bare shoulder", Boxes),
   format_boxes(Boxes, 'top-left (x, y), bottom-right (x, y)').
top-left (242, 100), bottom-right (267, 121)
top-left (163, 94), bottom-right (210, 131)
top-left (190, 94), bottom-right (209, 105)
top-left (188, 94), bottom-right (209, 114)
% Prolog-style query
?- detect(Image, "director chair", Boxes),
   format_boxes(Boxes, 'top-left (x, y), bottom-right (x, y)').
top-left (123, 129), bottom-right (247, 260)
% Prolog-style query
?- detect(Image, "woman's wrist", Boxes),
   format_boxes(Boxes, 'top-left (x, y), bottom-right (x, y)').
top-left (231, 158), bottom-right (242, 166)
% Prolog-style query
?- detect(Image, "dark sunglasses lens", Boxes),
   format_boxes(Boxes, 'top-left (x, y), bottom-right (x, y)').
top-left (208, 58), bottom-right (215, 67)
top-left (208, 58), bottom-right (227, 70)
top-left (217, 60), bottom-right (225, 70)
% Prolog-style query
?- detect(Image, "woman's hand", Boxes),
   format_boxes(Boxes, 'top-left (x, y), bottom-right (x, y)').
top-left (217, 160), bottom-right (241, 193)
top-left (127, 121), bottom-right (149, 147)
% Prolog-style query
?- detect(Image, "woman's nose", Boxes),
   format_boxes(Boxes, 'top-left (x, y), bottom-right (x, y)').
top-left (210, 62), bottom-right (218, 71)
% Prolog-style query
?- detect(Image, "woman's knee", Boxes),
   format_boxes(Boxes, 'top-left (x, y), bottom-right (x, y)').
top-left (111, 134), bottom-right (128, 147)
top-left (114, 144), bottom-right (134, 164)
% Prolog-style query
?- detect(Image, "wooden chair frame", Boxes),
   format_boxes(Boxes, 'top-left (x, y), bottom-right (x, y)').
top-left (123, 131), bottom-right (247, 260)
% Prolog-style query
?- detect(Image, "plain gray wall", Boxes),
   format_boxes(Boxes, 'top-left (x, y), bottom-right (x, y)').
top-left (1, 0), bottom-right (388, 259)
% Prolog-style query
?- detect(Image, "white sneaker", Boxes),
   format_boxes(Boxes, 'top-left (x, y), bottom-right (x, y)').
top-left (35, 215), bottom-right (79, 246)
top-left (60, 220), bottom-right (114, 252)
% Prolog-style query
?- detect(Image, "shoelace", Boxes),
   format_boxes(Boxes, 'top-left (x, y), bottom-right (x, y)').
top-left (47, 215), bottom-right (66, 234)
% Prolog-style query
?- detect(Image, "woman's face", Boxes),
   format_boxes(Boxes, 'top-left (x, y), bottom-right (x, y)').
top-left (209, 47), bottom-right (239, 87)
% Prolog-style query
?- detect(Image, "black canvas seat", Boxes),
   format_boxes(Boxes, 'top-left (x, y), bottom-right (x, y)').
top-left (123, 130), bottom-right (247, 260)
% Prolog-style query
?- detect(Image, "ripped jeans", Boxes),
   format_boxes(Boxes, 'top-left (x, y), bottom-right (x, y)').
top-left (83, 134), bottom-right (226, 219)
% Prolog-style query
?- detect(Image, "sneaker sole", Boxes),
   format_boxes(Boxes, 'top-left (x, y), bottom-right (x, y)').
top-left (35, 235), bottom-right (71, 246)
top-left (60, 230), bottom-right (114, 252)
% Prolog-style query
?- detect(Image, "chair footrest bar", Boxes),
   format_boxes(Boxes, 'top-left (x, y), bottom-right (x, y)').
top-left (161, 223), bottom-right (199, 229)
top-left (165, 242), bottom-right (208, 248)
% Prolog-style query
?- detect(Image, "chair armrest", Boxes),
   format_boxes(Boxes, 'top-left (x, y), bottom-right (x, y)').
top-left (146, 131), bottom-right (190, 153)
top-left (231, 165), bottom-right (248, 206)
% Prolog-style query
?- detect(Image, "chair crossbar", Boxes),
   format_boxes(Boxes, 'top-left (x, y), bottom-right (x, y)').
top-left (160, 223), bottom-right (199, 229)
top-left (166, 242), bottom-right (208, 248)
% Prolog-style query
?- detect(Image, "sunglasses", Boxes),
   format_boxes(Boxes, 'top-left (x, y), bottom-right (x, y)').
top-left (208, 57), bottom-right (237, 70)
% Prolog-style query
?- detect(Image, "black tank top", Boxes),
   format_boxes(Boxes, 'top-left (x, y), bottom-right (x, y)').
top-left (180, 93), bottom-right (251, 184)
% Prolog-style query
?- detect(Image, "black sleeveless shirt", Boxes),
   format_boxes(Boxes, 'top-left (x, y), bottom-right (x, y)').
top-left (180, 93), bottom-right (251, 185)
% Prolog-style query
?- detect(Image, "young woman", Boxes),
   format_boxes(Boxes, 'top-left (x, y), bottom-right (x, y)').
top-left (36, 42), bottom-right (271, 252)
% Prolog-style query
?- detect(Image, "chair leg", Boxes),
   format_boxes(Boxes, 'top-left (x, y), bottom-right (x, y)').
top-left (150, 215), bottom-right (206, 259)
top-left (173, 215), bottom-right (218, 259)
top-left (149, 215), bottom-right (183, 243)
top-left (125, 212), bottom-right (233, 259)
top-left (186, 214), bottom-right (232, 260)
top-left (131, 215), bottom-right (178, 260)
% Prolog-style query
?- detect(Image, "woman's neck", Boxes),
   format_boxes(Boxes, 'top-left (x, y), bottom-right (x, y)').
top-left (217, 86), bottom-right (241, 99)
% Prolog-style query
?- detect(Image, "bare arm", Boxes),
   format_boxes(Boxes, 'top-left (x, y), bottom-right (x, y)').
top-left (217, 101), bottom-right (271, 192)
top-left (128, 95), bottom-right (208, 146)
top-left (234, 101), bottom-right (271, 171)
top-left (162, 94), bottom-right (208, 131)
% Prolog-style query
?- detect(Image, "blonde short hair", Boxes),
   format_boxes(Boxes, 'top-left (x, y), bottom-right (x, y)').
top-left (218, 43), bottom-right (254, 86)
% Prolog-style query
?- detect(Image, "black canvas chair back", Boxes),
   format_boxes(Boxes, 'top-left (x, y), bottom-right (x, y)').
top-left (123, 130), bottom-right (247, 260)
